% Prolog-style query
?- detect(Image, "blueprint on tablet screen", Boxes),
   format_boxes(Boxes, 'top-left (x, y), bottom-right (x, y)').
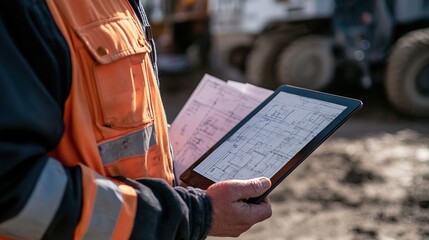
top-left (194, 92), bottom-right (347, 182)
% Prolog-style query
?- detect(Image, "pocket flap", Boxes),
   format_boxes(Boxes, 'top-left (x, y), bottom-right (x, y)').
top-left (76, 16), bottom-right (151, 64)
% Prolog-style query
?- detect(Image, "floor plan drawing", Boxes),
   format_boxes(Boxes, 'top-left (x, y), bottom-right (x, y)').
top-left (194, 92), bottom-right (347, 182)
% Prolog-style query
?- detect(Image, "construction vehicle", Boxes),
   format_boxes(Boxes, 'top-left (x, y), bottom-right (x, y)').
top-left (208, 0), bottom-right (429, 117)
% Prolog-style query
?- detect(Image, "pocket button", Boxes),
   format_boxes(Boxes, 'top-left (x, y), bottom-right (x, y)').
top-left (97, 46), bottom-right (109, 56)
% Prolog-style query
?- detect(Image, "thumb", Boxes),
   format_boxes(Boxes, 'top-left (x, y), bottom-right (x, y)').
top-left (234, 177), bottom-right (271, 200)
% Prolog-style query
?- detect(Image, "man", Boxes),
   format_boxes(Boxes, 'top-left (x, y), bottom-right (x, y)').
top-left (0, 0), bottom-right (272, 239)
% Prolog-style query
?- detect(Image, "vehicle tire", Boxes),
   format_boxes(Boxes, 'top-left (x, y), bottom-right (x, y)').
top-left (245, 27), bottom-right (308, 89)
top-left (385, 28), bottom-right (429, 118)
top-left (276, 35), bottom-right (335, 90)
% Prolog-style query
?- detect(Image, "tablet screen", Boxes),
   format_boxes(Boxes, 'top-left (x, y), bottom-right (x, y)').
top-left (193, 91), bottom-right (347, 182)
top-left (180, 85), bottom-right (362, 203)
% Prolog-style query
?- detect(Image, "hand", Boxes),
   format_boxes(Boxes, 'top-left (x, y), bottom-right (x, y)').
top-left (206, 177), bottom-right (272, 237)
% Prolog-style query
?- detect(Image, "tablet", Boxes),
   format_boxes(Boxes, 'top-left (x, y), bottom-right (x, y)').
top-left (180, 85), bottom-right (363, 203)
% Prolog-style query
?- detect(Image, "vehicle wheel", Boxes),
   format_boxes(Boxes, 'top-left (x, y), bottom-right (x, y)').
top-left (385, 28), bottom-right (429, 118)
top-left (245, 27), bottom-right (308, 89)
top-left (276, 35), bottom-right (335, 90)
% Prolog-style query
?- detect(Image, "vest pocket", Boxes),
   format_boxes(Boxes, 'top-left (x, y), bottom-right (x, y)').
top-left (94, 54), bottom-right (153, 128)
top-left (75, 16), bottom-right (154, 128)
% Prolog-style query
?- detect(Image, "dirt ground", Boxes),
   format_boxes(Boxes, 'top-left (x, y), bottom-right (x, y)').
top-left (159, 68), bottom-right (429, 240)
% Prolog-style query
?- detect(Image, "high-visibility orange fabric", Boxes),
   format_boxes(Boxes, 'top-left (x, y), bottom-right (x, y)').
top-left (45, 0), bottom-right (174, 182)
top-left (45, 0), bottom-right (175, 238)
top-left (111, 184), bottom-right (138, 239)
top-left (73, 165), bottom-right (98, 240)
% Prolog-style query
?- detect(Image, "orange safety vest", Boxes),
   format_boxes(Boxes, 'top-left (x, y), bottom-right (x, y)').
top-left (44, 0), bottom-right (174, 238)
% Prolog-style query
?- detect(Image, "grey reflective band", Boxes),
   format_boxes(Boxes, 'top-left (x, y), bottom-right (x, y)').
top-left (0, 158), bottom-right (67, 240)
top-left (98, 125), bottom-right (156, 165)
top-left (83, 174), bottom-right (123, 240)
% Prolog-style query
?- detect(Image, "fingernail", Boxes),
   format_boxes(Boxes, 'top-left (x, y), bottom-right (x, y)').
top-left (259, 177), bottom-right (270, 189)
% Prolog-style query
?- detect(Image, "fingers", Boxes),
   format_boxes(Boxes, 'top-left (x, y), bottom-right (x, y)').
top-left (231, 177), bottom-right (271, 201)
top-left (206, 180), bottom-right (273, 237)
top-left (260, 196), bottom-right (271, 204)
top-left (206, 177), bottom-right (272, 202)
top-left (247, 197), bottom-right (272, 222)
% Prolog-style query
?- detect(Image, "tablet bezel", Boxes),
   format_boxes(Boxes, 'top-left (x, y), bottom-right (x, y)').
top-left (180, 85), bottom-right (363, 203)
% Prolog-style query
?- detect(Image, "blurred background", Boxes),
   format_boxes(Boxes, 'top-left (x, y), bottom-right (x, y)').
top-left (144, 0), bottom-right (429, 239)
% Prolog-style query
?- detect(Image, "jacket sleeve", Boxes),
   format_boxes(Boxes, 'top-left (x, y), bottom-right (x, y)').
top-left (117, 177), bottom-right (212, 240)
top-left (0, 2), bottom-right (81, 239)
top-left (0, 1), bottom-right (211, 239)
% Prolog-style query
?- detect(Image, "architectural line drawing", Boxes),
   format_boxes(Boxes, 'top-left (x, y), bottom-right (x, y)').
top-left (195, 92), bottom-right (346, 182)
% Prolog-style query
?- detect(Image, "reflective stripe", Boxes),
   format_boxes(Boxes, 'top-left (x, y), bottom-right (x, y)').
top-left (82, 174), bottom-right (123, 240)
top-left (98, 125), bottom-right (156, 165)
top-left (111, 184), bottom-right (137, 239)
top-left (74, 166), bottom-right (97, 240)
top-left (0, 158), bottom-right (67, 240)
